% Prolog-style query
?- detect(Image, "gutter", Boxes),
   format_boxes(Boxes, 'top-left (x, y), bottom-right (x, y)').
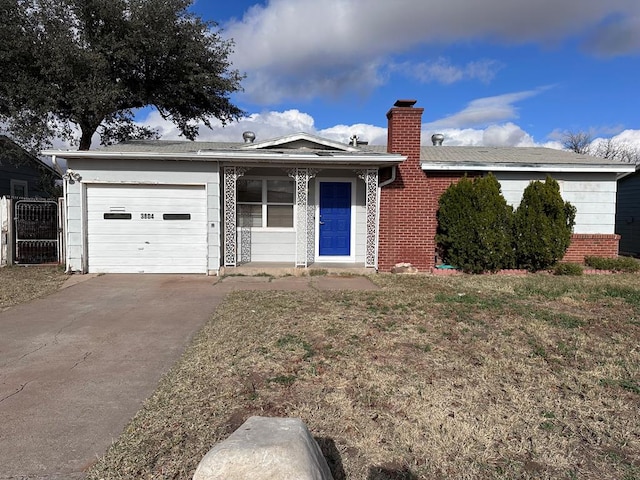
top-left (421, 162), bottom-right (636, 174)
top-left (40, 150), bottom-right (405, 167)
top-left (378, 166), bottom-right (397, 187)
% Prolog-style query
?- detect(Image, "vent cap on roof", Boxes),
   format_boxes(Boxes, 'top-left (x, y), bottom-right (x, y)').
top-left (242, 131), bottom-right (256, 143)
top-left (394, 99), bottom-right (417, 108)
top-left (431, 133), bottom-right (444, 146)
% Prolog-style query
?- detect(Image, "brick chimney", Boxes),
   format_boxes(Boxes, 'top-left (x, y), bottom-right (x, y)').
top-left (386, 99), bottom-right (423, 161)
top-left (378, 99), bottom-right (432, 271)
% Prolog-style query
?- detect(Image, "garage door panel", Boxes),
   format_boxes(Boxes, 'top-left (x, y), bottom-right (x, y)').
top-left (89, 245), bottom-right (207, 256)
top-left (87, 185), bottom-right (207, 274)
top-left (89, 200), bottom-right (203, 210)
top-left (84, 233), bottom-right (205, 243)
top-left (88, 264), bottom-right (204, 274)
top-left (87, 225), bottom-right (206, 236)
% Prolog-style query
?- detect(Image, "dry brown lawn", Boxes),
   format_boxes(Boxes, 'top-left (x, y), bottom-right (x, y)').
top-left (0, 265), bottom-right (66, 310)
top-left (87, 273), bottom-right (640, 480)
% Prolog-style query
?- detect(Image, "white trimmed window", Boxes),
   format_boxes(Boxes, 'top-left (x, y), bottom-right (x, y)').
top-left (237, 179), bottom-right (294, 228)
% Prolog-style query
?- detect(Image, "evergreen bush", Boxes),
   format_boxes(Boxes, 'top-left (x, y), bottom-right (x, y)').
top-left (584, 256), bottom-right (640, 272)
top-left (553, 262), bottom-right (583, 276)
top-left (436, 174), bottom-right (514, 273)
top-left (513, 176), bottom-right (576, 271)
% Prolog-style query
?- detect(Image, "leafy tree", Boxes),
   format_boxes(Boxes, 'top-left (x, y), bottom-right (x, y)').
top-left (436, 174), bottom-right (514, 273)
top-left (513, 176), bottom-right (576, 271)
top-left (0, 0), bottom-right (244, 151)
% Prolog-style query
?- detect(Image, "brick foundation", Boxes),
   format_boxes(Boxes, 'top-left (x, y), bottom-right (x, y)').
top-left (562, 234), bottom-right (620, 263)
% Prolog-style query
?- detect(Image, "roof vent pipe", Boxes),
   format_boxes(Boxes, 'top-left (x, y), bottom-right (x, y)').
top-left (242, 131), bottom-right (256, 143)
top-left (349, 134), bottom-right (369, 147)
top-left (431, 133), bottom-right (444, 146)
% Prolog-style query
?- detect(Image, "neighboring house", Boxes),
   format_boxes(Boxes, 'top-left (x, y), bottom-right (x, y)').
top-left (0, 135), bottom-right (60, 198)
top-left (42, 99), bottom-right (634, 274)
top-left (615, 169), bottom-right (640, 257)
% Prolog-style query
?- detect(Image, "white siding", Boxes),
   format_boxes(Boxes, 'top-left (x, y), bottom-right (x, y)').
top-left (65, 182), bottom-right (84, 272)
top-left (354, 180), bottom-right (367, 263)
top-left (237, 230), bottom-right (297, 263)
top-left (496, 172), bottom-right (618, 234)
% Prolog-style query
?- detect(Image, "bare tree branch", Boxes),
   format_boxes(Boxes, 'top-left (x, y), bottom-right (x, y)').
top-left (561, 131), bottom-right (592, 154)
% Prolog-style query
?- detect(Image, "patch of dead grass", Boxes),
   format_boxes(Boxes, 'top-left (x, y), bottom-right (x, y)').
top-left (87, 275), bottom-right (640, 480)
top-left (0, 265), bottom-right (66, 310)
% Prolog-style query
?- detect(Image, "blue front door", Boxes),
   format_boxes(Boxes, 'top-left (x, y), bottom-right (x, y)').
top-left (319, 182), bottom-right (351, 256)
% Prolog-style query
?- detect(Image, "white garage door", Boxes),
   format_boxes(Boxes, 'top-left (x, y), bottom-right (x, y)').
top-left (86, 184), bottom-right (207, 273)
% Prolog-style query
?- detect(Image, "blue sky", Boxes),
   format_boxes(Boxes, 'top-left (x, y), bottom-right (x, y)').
top-left (138, 0), bottom-right (640, 149)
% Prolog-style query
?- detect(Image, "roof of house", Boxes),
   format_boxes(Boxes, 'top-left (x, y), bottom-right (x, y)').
top-left (41, 133), bottom-right (636, 174)
top-left (41, 133), bottom-right (405, 167)
top-left (363, 144), bottom-right (635, 173)
top-left (0, 135), bottom-right (61, 177)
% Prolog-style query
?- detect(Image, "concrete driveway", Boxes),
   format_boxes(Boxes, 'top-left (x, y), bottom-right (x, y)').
top-left (0, 274), bottom-right (229, 479)
top-left (0, 273), bottom-right (378, 479)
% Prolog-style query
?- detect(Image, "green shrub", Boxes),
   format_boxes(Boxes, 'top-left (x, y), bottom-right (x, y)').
top-left (513, 176), bottom-right (576, 271)
top-left (436, 174), bottom-right (514, 273)
top-left (553, 262), bottom-right (583, 276)
top-left (584, 256), bottom-right (640, 272)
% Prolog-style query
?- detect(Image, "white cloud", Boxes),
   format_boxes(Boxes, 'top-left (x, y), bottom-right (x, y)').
top-left (240, 61), bottom-right (386, 104)
top-left (318, 123), bottom-right (388, 145)
top-left (482, 123), bottom-right (536, 147)
top-left (138, 107), bottom-right (542, 149)
top-left (390, 58), bottom-right (503, 85)
top-left (224, 0), bottom-right (640, 102)
top-left (424, 88), bottom-right (548, 129)
top-left (610, 129), bottom-right (640, 147)
top-left (423, 123), bottom-right (535, 147)
top-left (141, 109), bottom-right (318, 143)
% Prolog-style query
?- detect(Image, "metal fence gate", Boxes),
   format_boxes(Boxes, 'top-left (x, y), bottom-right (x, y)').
top-left (14, 200), bottom-right (59, 264)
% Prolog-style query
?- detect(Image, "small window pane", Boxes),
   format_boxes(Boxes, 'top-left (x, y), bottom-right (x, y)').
top-left (267, 180), bottom-right (294, 203)
top-left (104, 213), bottom-right (132, 220)
top-left (237, 180), bottom-right (262, 202)
top-left (267, 205), bottom-right (293, 228)
top-left (163, 213), bottom-right (191, 220)
top-left (238, 204), bottom-right (262, 227)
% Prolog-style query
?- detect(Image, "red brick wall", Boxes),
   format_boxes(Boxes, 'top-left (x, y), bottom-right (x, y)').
top-left (563, 234), bottom-right (620, 263)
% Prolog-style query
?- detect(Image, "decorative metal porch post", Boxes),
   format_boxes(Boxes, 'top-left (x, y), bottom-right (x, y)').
top-left (287, 168), bottom-right (318, 267)
top-left (223, 166), bottom-right (247, 267)
top-left (356, 169), bottom-right (379, 268)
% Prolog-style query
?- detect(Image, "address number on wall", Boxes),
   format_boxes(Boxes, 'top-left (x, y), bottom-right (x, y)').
top-left (141, 213), bottom-right (155, 219)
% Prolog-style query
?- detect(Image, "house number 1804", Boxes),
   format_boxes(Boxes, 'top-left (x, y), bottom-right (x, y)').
top-left (141, 213), bottom-right (154, 219)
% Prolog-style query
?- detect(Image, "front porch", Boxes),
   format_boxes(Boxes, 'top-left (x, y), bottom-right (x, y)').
top-left (219, 262), bottom-right (373, 277)
top-left (223, 166), bottom-right (380, 269)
